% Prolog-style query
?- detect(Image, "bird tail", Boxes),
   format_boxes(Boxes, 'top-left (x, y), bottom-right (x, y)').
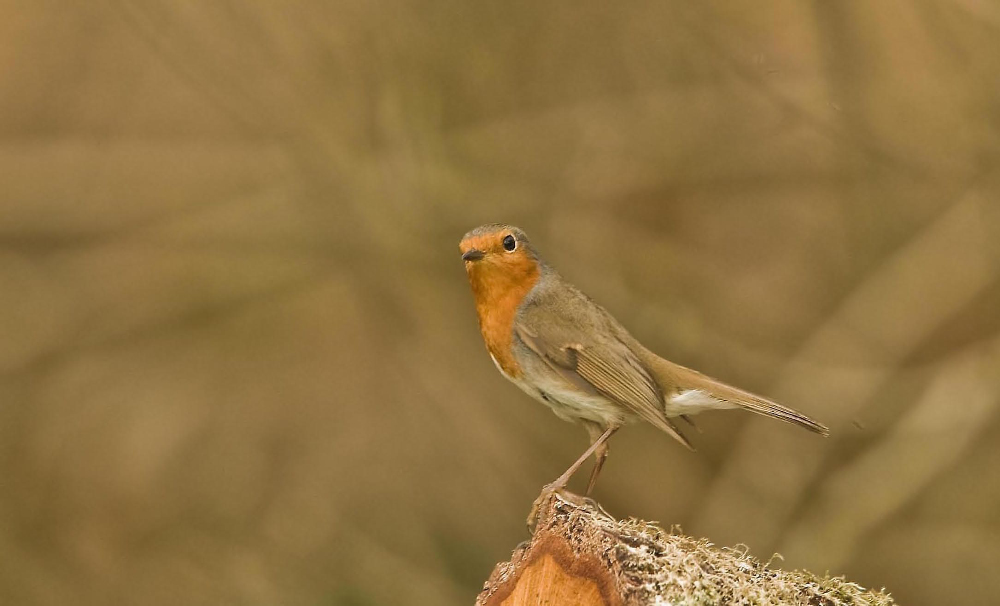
top-left (638, 348), bottom-right (829, 436)
top-left (713, 384), bottom-right (829, 435)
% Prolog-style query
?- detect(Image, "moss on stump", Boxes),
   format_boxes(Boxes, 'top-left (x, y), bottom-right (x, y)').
top-left (476, 492), bottom-right (894, 606)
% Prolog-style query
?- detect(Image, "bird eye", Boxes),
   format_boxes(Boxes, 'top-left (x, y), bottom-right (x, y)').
top-left (502, 234), bottom-right (516, 252)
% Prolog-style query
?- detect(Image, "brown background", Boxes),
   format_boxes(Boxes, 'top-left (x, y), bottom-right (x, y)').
top-left (2, 2), bottom-right (1000, 604)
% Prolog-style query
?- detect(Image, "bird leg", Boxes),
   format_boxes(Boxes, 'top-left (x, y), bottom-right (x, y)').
top-left (584, 422), bottom-right (615, 496)
top-left (527, 425), bottom-right (619, 530)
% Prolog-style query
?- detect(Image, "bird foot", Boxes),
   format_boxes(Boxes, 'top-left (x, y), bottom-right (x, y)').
top-left (526, 488), bottom-right (613, 532)
top-left (526, 482), bottom-right (567, 532)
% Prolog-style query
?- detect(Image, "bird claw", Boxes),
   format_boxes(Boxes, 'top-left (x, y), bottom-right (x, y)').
top-left (526, 482), bottom-right (565, 532)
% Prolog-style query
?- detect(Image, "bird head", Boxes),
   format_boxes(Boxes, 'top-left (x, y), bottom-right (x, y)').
top-left (459, 224), bottom-right (541, 299)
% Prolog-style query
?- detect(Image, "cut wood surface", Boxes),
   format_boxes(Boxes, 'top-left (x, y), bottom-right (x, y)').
top-left (476, 492), bottom-right (894, 606)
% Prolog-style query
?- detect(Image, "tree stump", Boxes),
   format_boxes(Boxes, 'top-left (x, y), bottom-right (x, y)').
top-left (476, 492), bottom-right (894, 606)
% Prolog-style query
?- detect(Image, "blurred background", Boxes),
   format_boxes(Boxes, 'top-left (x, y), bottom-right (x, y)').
top-left (2, 1), bottom-right (999, 604)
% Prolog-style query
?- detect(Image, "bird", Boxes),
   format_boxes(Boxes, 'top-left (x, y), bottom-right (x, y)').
top-left (459, 223), bottom-right (829, 526)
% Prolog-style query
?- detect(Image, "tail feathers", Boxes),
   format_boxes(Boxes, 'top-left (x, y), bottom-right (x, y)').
top-left (641, 350), bottom-right (830, 436)
top-left (727, 391), bottom-right (830, 436)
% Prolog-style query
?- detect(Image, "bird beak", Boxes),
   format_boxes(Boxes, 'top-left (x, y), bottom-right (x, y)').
top-left (462, 249), bottom-right (485, 262)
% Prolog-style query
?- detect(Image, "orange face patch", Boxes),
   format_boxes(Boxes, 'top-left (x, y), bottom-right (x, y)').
top-left (460, 228), bottom-right (540, 378)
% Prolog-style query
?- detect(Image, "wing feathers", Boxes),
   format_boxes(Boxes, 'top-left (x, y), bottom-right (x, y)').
top-left (515, 323), bottom-right (693, 449)
top-left (572, 348), bottom-right (655, 411)
top-left (567, 345), bottom-right (694, 450)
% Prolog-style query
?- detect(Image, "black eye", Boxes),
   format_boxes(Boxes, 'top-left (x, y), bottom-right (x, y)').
top-left (502, 234), bottom-right (516, 252)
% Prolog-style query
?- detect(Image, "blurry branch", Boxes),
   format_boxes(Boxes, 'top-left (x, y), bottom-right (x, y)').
top-left (477, 492), bottom-right (894, 606)
top-left (698, 192), bottom-right (999, 548)
top-left (947, 0), bottom-right (1000, 30)
top-left (781, 340), bottom-right (1000, 568)
top-left (105, 0), bottom-right (276, 130)
top-left (683, 3), bottom-right (922, 177)
top-left (0, 271), bottom-right (325, 379)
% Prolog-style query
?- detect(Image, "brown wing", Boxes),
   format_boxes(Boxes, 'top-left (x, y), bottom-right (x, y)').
top-left (515, 320), bottom-right (694, 451)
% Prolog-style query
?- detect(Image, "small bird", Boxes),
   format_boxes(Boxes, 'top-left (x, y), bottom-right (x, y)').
top-left (459, 224), bottom-right (828, 525)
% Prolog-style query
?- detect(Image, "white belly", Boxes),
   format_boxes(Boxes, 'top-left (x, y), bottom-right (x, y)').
top-left (510, 372), bottom-right (630, 427)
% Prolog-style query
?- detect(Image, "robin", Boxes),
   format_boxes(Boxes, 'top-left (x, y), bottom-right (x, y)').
top-left (459, 223), bottom-right (828, 526)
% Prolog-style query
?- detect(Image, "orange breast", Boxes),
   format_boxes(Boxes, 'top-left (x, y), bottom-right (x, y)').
top-left (467, 258), bottom-right (540, 378)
